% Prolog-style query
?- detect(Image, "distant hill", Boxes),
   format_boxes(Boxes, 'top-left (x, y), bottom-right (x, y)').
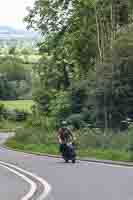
top-left (0, 26), bottom-right (39, 41)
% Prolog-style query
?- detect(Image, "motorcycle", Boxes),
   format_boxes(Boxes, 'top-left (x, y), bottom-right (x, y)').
top-left (62, 142), bottom-right (76, 163)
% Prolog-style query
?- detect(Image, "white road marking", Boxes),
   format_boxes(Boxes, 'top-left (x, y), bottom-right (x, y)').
top-left (0, 163), bottom-right (37, 200)
top-left (88, 161), bottom-right (133, 169)
top-left (0, 160), bottom-right (52, 200)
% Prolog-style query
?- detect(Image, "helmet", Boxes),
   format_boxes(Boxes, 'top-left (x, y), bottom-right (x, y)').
top-left (61, 121), bottom-right (67, 126)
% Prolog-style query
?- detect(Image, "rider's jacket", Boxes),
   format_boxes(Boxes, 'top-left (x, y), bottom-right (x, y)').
top-left (58, 128), bottom-right (72, 144)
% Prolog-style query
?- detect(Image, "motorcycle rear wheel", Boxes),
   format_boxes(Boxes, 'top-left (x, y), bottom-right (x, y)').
top-left (72, 159), bottom-right (76, 163)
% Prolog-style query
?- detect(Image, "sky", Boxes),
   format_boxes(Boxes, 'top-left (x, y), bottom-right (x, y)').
top-left (0, 0), bottom-right (35, 29)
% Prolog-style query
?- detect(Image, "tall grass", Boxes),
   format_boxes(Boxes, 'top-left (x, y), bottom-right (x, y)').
top-left (7, 123), bottom-right (131, 161)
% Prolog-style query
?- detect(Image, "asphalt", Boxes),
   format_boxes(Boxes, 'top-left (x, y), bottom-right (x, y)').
top-left (1, 133), bottom-right (133, 200)
top-left (0, 164), bottom-right (29, 200)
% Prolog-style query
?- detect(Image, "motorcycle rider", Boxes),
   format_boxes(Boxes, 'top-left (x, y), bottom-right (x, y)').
top-left (57, 121), bottom-right (74, 154)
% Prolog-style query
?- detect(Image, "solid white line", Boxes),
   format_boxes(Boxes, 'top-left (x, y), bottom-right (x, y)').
top-left (88, 161), bottom-right (133, 169)
top-left (0, 160), bottom-right (52, 200)
top-left (0, 163), bottom-right (37, 200)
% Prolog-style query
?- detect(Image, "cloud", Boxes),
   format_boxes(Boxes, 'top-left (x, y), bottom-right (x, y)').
top-left (0, 0), bottom-right (34, 28)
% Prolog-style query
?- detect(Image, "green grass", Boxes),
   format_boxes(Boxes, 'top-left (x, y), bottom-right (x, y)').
top-left (6, 139), bottom-right (59, 155)
top-left (0, 120), bottom-right (25, 131)
top-left (78, 148), bottom-right (130, 162)
top-left (0, 100), bottom-right (35, 113)
top-left (6, 139), bottom-right (131, 162)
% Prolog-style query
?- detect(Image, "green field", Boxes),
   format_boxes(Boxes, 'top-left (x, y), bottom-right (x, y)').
top-left (0, 100), bottom-right (35, 113)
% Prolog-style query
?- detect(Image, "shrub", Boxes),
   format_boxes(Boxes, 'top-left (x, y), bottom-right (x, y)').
top-left (15, 127), bottom-right (43, 144)
top-left (67, 114), bottom-right (85, 129)
top-left (15, 118), bottom-right (56, 145)
top-left (50, 91), bottom-right (71, 122)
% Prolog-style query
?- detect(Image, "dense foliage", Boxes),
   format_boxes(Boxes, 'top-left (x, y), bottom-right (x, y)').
top-left (25, 0), bottom-right (97, 128)
top-left (0, 47), bottom-right (37, 100)
top-left (24, 0), bottom-right (132, 132)
top-left (5, 0), bottom-right (133, 161)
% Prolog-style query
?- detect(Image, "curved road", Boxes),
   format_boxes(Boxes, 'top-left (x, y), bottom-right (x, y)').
top-left (0, 133), bottom-right (133, 200)
top-left (0, 164), bottom-right (29, 200)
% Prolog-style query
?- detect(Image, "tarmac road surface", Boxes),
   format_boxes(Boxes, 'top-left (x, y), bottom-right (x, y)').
top-left (0, 132), bottom-right (133, 200)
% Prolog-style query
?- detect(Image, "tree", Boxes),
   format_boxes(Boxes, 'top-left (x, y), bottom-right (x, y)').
top-left (95, 0), bottom-right (129, 63)
top-left (0, 55), bottom-right (32, 100)
top-left (95, 0), bottom-right (133, 132)
top-left (0, 55), bottom-right (28, 81)
top-left (95, 31), bottom-right (133, 130)
top-left (25, 0), bottom-right (97, 79)
top-left (25, 0), bottom-right (133, 131)
top-left (25, 0), bottom-right (97, 119)
top-left (0, 74), bottom-right (16, 100)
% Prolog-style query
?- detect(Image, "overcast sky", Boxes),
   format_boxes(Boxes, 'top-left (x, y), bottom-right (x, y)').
top-left (0, 0), bottom-right (35, 29)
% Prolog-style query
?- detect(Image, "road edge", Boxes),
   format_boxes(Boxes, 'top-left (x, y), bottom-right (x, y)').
top-left (3, 144), bottom-right (133, 168)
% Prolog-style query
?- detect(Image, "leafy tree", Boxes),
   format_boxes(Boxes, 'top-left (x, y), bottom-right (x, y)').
top-left (25, 0), bottom-right (133, 132)
top-left (0, 74), bottom-right (16, 100)
top-left (0, 54), bottom-right (32, 100)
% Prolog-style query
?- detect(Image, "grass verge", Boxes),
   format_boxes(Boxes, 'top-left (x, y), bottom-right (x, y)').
top-left (6, 139), bottom-right (59, 155)
top-left (6, 138), bottom-right (130, 162)
top-left (0, 120), bottom-right (25, 132)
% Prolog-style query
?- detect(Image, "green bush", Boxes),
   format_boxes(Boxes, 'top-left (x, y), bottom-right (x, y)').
top-left (67, 114), bottom-right (85, 129)
top-left (50, 91), bottom-right (71, 122)
top-left (75, 128), bottom-right (104, 149)
top-left (15, 127), bottom-right (43, 144)
top-left (15, 124), bottom-right (56, 145)
top-left (74, 128), bottom-right (129, 151)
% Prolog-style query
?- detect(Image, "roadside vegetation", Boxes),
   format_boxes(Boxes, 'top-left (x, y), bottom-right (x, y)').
top-left (6, 128), bottom-right (131, 162)
top-left (0, 100), bottom-right (35, 113)
top-left (2, 0), bottom-right (133, 162)
top-left (0, 46), bottom-right (36, 130)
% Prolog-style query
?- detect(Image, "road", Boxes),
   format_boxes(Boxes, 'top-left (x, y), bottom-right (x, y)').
top-left (0, 164), bottom-right (29, 200)
top-left (0, 133), bottom-right (133, 200)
